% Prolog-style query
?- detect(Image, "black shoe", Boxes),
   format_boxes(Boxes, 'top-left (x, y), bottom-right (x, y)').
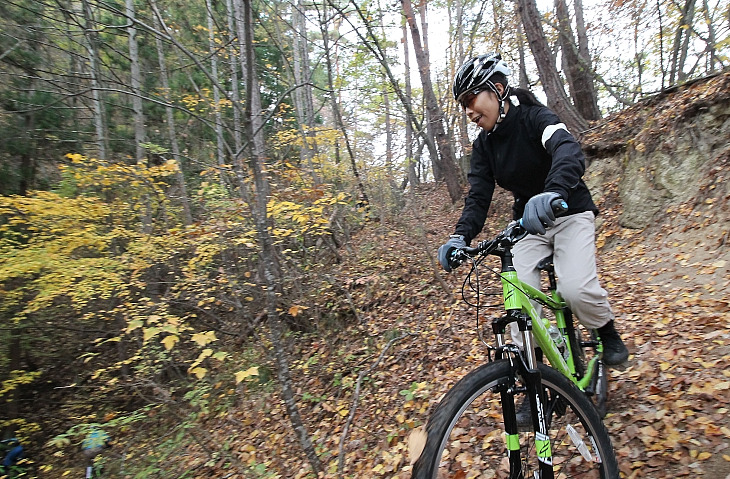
top-left (598, 320), bottom-right (629, 366)
top-left (515, 397), bottom-right (532, 431)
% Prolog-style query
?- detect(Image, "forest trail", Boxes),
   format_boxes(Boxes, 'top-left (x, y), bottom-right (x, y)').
top-left (303, 177), bottom-right (730, 478)
top-left (208, 176), bottom-right (730, 478)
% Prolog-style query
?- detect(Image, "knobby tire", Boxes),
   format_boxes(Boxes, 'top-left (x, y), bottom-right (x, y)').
top-left (411, 360), bottom-right (619, 478)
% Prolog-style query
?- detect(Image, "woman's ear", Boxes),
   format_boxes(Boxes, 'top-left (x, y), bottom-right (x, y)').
top-left (495, 82), bottom-right (506, 97)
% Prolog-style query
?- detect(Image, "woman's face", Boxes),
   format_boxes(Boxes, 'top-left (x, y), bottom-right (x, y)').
top-left (461, 84), bottom-right (507, 131)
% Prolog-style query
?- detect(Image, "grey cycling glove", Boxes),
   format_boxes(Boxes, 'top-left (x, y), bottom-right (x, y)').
top-left (438, 235), bottom-right (466, 272)
top-left (522, 192), bottom-right (562, 235)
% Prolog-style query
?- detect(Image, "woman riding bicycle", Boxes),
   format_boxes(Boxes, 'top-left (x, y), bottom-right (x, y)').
top-left (437, 52), bottom-right (629, 367)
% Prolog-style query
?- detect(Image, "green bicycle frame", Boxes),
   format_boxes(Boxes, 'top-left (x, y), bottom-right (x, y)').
top-left (500, 270), bottom-right (600, 392)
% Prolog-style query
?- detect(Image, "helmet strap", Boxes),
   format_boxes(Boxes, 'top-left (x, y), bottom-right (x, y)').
top-left (486, 81), bottom-right (510, 133)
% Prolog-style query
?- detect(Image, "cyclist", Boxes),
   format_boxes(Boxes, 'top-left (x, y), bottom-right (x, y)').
top-left (438, 53), bottom-right (629, 367)
top-left (82, 428), bottom-right (111, 478)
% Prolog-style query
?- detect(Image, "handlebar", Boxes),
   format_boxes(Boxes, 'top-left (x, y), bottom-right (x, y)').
top-left (449, 198), bottom-right (568, 268)
top-left (450, 221), bottom-right (524, 267)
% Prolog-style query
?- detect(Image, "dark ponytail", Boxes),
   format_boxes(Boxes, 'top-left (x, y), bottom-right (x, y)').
top-left (490, 72), bottom-right (544, 107)
top-left (511, 88), bottom-right (544, 107)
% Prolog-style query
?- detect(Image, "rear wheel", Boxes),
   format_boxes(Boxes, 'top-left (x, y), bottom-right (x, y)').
top-left (411, 360), bottom-right (618, 478)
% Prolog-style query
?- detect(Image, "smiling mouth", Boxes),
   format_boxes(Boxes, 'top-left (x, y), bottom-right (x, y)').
top-left (472, 115), bottom-right (482, 125)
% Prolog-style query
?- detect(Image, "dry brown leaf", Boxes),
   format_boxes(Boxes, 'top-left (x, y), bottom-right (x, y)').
top-left (407, 426), bottom-right (428, 465)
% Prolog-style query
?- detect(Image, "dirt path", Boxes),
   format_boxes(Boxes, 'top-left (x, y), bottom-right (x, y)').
top-left (595, 208), bottom-right (730, 477)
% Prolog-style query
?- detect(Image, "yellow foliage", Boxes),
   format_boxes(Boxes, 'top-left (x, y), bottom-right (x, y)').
top-left (0, 370), bottom-right (42, 400)
top-left (0, 154), bottom-right (216, 386)
top-left (235, 367), bottom-right (259, 383)
top-left (191, 331), bottom-right (218, 346)
top-left (0, 418), bottom-right (41, 443)
top-left (161, 335), bottom-right (179, 350)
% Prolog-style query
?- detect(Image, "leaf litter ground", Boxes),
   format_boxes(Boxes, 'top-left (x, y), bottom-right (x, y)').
top-left (208, 177), bottom-right (729, 478)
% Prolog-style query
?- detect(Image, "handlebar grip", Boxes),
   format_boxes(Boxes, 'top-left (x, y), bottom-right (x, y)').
top-left (551, 198), bottom-right (568, 215)
top-left (449, 248), bottom-right (467, 269)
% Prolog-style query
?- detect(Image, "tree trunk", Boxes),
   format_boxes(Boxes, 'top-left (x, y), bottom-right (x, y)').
top-left (382, 81), bottom-right (401, 208)
top-left (401, 19), bottom-right (419, 189)
top-left (554, 0), bottom-right (601, 121)
top-left (573, 0), bottom-right (591, 68)
top-left (126, 0), bottom-right (145, 162)
top-left (238, 0), bottom-right (322, 474)
top-left (701, 0), bottom-right (719, 71)
top-left (632, 7), bottom-right (645, 99)
top-left (234, 0), bottom-right (265, 157)
top-left (207, 0), bottom-right (226, 170)
top-left (678, 0), bottom-right (696, 82)
top-left (154, 20), bottom-right (193, 225)
top-left (656, 0), bottom-right (667, 89)
top-left (401, 0), bottom-right (463, 203)
top-left (516, 0), bottom-right (589, 134)
top-left (669, 0), bottom-right (696, 84)
top-left (515, 7), bottom-right (531, 90)
top-left (292, 0), bottom-right (321, 185)
top-left (224, 0), bottom-right (253, 208)
top-left (81, 0), bottom-right (108, 159)
top-left (454, 0), bottom-right (471, 158)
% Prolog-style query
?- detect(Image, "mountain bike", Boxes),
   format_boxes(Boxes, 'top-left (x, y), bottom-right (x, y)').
top-left (411, 215), bottom-right (619, 478)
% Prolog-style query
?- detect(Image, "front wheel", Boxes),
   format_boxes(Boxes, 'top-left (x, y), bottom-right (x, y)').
top-left (411, 360), bottom-right (619, 478)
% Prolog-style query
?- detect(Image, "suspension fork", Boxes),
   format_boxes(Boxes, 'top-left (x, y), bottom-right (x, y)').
top-left (493, 312), bottom-right (527, 479)
top-left (519, 314), bottom-right (555, 479)
top-left (492, 312), bottom-right (555, 479)
top-left (496, 249), bottom-right (555, 477)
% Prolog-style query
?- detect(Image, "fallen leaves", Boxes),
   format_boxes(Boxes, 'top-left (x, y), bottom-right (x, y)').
top-left (163, 183), bottom-right (730, 478)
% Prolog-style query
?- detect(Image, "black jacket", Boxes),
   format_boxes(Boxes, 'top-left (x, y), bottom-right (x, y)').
top-left (454, 100), bottom-right (598, 244)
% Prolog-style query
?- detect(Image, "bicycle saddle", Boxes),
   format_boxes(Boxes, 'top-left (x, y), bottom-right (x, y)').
top-left (536, 255), bottom-right (554, 272)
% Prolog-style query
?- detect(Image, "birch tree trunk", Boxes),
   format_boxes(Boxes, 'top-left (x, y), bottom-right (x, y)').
top-left (81, 0), bottom-right (108, 159)
top-left (517, 0), bottom-right (588, 133)
top-left (207, 0), bottom-right (226, 169)
top-left (292, 0), bottom-right (321, 184)
top-left (402, 0), bottom-right (463, 203)
top-left (401, 19), bottom-right (419, 188)
top-left (154, 24), bottom-right (193, 225)
top-left (238, 0), bottom-right (322, 474)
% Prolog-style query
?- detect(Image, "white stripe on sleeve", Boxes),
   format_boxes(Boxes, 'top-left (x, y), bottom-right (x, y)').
top-left (541, 123), bottom-right (569, 148)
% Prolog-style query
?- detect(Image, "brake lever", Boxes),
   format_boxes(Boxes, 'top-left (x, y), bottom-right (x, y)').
top-left (449, 248), bottom-right (468, 269)
top-left (502, 221), bottom-right (528, 244)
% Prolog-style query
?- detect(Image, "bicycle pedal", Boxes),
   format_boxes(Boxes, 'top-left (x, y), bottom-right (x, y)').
top-left (605, 359), bottom-right (630, 371)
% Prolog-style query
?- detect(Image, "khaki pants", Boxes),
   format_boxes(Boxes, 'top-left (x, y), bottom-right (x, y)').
top-left (510, 211), bottom-right (613, 344)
